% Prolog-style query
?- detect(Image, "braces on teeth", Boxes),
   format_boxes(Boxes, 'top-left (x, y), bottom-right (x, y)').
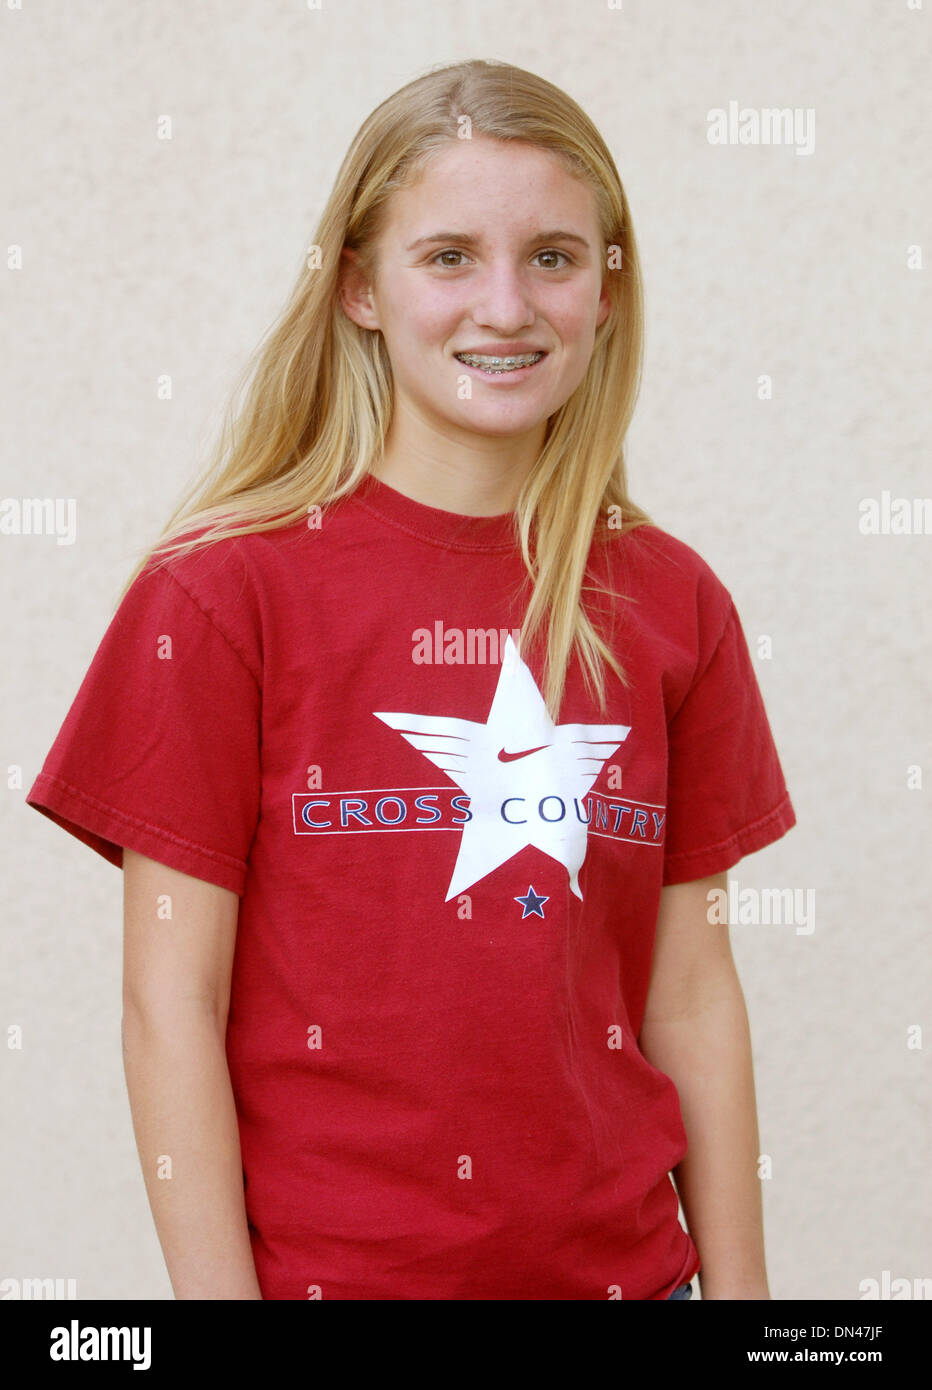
top-left (456, 352), bottom-right (543, 374)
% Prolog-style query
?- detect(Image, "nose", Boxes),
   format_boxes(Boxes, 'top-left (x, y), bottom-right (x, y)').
top-left (469, 261), bottom-right (537, 334)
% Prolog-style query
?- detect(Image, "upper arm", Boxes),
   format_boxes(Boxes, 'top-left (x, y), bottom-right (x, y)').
top-left (641, 871), bottom-right (736, 1027)
top-left (122, 848), bottom-right (240, 1031)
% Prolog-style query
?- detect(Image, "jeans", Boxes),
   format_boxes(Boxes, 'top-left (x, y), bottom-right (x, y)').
top-left (667, 1281), bottom-right (693, 1300)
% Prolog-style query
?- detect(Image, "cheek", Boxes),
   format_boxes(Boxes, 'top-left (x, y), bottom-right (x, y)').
top-left (547, 286), bottom-right (603, 348)
top-left (386, 285), bottom-right (460, 346)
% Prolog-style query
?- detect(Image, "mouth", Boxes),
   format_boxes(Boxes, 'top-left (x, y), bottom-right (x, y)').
top-left (454, 350), bottom-right (545, 377)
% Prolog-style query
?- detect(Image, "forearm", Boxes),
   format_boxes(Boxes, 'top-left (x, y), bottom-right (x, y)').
top-left (121, 1006), bottom-right (262, 1299)
top-left (639, 974), bottom-right (770, 1300)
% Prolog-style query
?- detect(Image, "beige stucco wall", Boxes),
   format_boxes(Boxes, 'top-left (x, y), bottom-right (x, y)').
top-left (2, 0), bottom-right (929, 1300)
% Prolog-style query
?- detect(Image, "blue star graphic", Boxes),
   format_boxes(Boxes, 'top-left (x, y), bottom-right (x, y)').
top-left (515, 885), bottom-right (549, 919)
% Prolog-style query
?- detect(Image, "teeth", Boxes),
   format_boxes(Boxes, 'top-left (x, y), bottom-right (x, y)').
top-left (456, 351), bottom-right (543, 373)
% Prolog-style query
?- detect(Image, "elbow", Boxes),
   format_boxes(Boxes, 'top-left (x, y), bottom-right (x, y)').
top-left (121, 992), bottom-right (229, 1043)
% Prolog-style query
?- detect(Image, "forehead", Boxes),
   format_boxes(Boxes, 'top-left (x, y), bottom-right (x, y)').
top-left (382, 138), bottom-right (600, 238)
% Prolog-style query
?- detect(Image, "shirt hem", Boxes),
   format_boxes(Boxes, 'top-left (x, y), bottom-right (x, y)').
top-left (662, 791), bottom-right (796, 886)
top-left (652, 1242), bottom-right (702, 1300)
top-left (25, 771), bottom-right (247, 895)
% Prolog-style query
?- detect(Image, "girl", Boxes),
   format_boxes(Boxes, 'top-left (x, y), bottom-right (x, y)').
top-left (27, 59), bottom-right (796, 1300)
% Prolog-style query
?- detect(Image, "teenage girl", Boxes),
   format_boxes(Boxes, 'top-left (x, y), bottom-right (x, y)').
top-left (28, 59), bottom-right (795, 1300)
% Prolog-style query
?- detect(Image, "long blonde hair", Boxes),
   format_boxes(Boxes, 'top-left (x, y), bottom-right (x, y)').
top-left (119, 58), bottom-right (655, 720)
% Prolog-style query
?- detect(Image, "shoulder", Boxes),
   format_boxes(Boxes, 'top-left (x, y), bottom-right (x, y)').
top-left (138, 516), bottom-right (308, 599)
top-left (127, 517), bottom-right (310, 681)
top-left (612, 520), bottom-right (728, 588)
top-left (599, 521), bottom-right (735, 650)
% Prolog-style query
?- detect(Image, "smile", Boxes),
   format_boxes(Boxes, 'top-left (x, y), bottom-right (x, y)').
top-left (455, 351), bottom-right (544, 375)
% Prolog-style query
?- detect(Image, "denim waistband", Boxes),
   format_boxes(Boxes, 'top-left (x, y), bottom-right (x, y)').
top-left (666, 1281), bottom-right (693, 1300)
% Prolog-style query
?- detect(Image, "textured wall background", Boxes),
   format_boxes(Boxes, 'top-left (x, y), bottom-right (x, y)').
top-left (2, 0), bottom-right (929, 1301)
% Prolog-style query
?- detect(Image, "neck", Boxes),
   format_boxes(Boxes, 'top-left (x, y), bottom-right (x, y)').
top-left (372, 412), bottom-right (547, 517)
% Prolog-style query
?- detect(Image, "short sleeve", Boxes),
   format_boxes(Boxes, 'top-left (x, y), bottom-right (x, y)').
top-left (26, 562), bottom-right (261, 895)
top-left (662, 599), bottom-right (796, 885)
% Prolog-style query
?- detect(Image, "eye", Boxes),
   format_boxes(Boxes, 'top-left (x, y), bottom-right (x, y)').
top-left (429, 248), bottom-right (572, 269)
top-left (533, 249), bottom-right (571, 269)
top-left (431, 249), bottom-right (470, 268)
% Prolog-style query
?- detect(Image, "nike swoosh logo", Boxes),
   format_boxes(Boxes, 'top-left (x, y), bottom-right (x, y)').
top-left (497, 744), bottom-right (551, 762)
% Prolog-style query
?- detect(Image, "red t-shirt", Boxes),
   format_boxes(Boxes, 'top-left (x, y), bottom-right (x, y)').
top-left (26, 474), bottom-right (796, 1300)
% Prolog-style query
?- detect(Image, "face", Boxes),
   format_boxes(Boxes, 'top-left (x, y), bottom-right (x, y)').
top-left (340, 137), bottom-right (612, 443)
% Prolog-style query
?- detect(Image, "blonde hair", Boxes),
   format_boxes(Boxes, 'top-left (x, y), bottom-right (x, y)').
top-left (119, 58), bottom-right (655, 719)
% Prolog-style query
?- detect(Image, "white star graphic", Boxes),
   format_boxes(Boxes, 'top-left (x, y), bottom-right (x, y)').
top-left (374, 636), bottom-right (631, 901)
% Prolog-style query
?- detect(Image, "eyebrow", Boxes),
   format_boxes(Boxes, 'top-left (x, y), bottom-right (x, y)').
top-left (405, 229), bottom-right (592, 252)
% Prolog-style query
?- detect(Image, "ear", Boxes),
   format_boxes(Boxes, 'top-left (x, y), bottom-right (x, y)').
top-left (595, 278), bottom-right (612, 331)
top-left (338, 247), bottom-right (380, 330)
